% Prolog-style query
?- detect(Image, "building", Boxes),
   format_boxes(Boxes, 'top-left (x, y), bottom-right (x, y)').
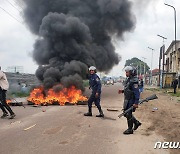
top-left (165, 40), bottom-right (180, 73)
top-left (6, 66), bottom-right (24, 73)
top-left (145, 69), bottom-right (160, 86)
top-left (164, 40), bottom-right (180, 87)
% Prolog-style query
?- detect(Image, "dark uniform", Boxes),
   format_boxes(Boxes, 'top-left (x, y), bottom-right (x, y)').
top-left (123, 76), bottom-right (141, 134)
top-left (172, 79), bottom-right (178, 94)
top-left (84, 73), bottom-right (104, 117)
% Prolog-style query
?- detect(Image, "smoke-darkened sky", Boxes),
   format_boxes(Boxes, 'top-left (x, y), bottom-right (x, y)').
top-left (0, 0), bottom-right (180, 77)
top-left (21, 0), bottom-right (136, 89)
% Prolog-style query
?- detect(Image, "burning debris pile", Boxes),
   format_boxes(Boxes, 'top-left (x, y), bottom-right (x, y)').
top-left (22, 0), bottom-right (135, 104)
top-left (27, 85), bottom-right (87, 105)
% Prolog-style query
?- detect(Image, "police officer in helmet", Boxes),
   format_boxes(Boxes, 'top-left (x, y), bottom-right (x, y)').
top-left (118, 66), bottom-right (141, 134)
top-left (84, 66), bottom-right (104, 117)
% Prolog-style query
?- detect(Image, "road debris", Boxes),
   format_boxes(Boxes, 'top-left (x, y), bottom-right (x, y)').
top-left (23, 124), bottom-right (36, 131)
top-left (32, 105), bottom-right (40, 107)
top-left (152, 107), bottom-right (158, 112)
top-left (10, 121), bottom-right (21, 125)
top-left (107, 109), bottom-right (119, 112)
top-left (42, 109), bottom-right (46, 112)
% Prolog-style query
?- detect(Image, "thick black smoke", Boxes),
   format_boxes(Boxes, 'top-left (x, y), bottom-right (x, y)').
top-left (22, 0), bottom-right (135, 90)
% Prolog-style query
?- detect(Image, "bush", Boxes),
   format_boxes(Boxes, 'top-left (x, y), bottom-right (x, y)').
top-left (83, 80), bottom-right (89, 87)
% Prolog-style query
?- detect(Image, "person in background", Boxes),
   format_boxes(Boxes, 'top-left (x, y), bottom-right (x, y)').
top-left (172, 78), bottom-right (178, 94)
top-left (0, 66), bottom-right (16, 119)
top-left (139, 78), bottom-right (144, 93)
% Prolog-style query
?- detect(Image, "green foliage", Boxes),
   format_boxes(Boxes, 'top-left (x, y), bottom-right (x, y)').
top-left (145, 88), bottom-right (160, 91)
top-left (7, 92), bottom-right (30, 98)
top-left (125, 57), bottom-right (150, 75)
top-left (83, 80), bottom-right (89, 87)
top-left (170, 92), bottom-right (180, 97)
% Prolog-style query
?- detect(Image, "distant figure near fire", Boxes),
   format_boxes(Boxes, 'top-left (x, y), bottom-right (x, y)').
top-left (0, 66), bottom-right (16, 119)
top-left (84, 66), bottom-right (104, 117)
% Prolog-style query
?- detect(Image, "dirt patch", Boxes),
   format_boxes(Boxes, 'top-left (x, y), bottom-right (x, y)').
top-left (136, 90), bottom-right (180, 154)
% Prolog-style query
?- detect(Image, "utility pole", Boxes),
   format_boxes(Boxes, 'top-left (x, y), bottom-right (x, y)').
top-left (164, 3), bottom-right (178, 74)
top-left (142, 57), bottom-right (147, 83)
top-left (140, 61), bottom-right (142, 76)
top-left (157, 34), bottom-right (167, 88)
top-left (148, 47), bottom-right (155, 85)
top-left (142, 57), bottom-right (147, 75)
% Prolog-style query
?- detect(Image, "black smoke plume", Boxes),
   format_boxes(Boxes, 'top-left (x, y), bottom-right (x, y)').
top-left (22, 0), bottom-right (135, 90)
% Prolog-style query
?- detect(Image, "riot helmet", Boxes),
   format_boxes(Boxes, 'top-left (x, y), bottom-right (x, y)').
top-left (124, 66), bottom-right (137, 76)
top-left (89, 66), bottom-right (96, 72)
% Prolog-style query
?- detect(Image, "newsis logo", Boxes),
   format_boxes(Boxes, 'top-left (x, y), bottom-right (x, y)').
top-left (154, 142), bottom-right (180, 149)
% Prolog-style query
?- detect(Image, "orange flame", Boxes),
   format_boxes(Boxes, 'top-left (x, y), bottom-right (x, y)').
top-left (6, 100), bottom-right (12, 104)
top-left (27, 85), bottom-right (87, 105)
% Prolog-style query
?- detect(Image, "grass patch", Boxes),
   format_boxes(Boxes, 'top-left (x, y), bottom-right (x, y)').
top-left (169, 92), bottom-right (180, 97)
top-left (145, 88), bottom-right (161, 91)
top-left (83, 80), bottom-right (89, 87)
top-left (7, 92), bottom-right (30, 98)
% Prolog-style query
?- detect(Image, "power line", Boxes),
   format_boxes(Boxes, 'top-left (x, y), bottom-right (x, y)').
top-left (6, 0), bottom-right (22, 13)
top-left (0, 6), bottom-right (23, 24)
top-left (12, 0), bottom-right (24, 10)
top-left (5, 0), bottom-right (24, 21)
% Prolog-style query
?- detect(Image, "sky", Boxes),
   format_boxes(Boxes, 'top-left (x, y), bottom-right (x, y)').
top-left (0, 0), bottom-right (180, 77)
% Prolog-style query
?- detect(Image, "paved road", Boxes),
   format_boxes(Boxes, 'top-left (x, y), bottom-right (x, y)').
top-left (0, 83), bottom-right (169, 154)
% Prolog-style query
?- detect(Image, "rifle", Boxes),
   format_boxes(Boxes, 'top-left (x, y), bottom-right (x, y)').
top-left (118, 94), bottom-right (158, 118)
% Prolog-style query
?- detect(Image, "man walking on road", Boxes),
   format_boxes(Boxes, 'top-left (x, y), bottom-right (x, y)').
top-left (84, 66), bottom-right (104, 117)
top-left (0, 66), bottom-right (16, 119)
top-left (118, 66), bottom-right (141, 134)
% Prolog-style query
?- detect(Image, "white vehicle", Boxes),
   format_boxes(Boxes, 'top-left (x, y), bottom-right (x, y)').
top-left (106, 78), bottom-right (114, 85)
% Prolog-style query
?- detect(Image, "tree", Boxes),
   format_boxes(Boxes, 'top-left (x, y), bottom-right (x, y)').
top-left (124, 57), bottom-right (150, 75)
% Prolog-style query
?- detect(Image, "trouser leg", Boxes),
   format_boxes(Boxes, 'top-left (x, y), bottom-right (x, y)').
top-left (132, 115), bottom-right (138, 125)
top-left (174, 87), bottom-right (176, 94)
top-left (0, 89), bottom-right (8, 114)
top-left (123, 110), bottom-right (134, 134)
top-left (125, 111), bottom-right (133, 130)
top-left (94, 97), bottom-right (101, 112)
top-left (1, 90), bottom-right (14, 115)
top-left (84, 94), bottom-right (94, 116)
top-left (132, 114), bottom-right (142, 130)
top-left (94, 96), bottom-right (104, 117)
top-left (0, 103), bottom-right (8, 114)
top-left (88, 94), bottom-right (94, 113)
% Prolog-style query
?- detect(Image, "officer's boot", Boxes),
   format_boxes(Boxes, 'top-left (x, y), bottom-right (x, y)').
top-left (84, 107), bottom-right (92, 116)
top-left (123, 119), bottom-right (133, 135)
top-left (96, 107), bottom-right (104, 117)
top-left (133, 117), bottom-right (142, 130)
